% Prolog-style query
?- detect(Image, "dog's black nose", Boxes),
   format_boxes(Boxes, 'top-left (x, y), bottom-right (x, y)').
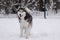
top-left (20, 14), bottom-right (22, 17)
top-left (20, 14), bottom-right (21, 16)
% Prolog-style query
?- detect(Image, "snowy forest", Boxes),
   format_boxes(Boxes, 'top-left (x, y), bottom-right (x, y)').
top-left (0, 0), bottom-right (41, 14)
top-left (0, 0), bottom-right (43, 14)
top-left (0, 0), bottom-right (59, 14)
top-left (0, 0), bottom-right (60, 18)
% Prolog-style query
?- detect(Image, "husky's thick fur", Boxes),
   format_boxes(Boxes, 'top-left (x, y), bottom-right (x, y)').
top-left (17, 8), bottom-right (32, 38)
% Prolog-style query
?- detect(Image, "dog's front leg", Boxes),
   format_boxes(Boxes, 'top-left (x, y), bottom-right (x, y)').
top-left (20, 24), bottom-right (23, 37)
top-left (20, 28), bottom-right (23, 37)
top-left (25, 28), bottom-right (29, 39)
top-left (28, 24), bottom-right (32, 36)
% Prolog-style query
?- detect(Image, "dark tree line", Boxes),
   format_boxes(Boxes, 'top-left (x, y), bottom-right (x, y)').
top-left (0, 0), bottom-right (46, 14)
top-left (0, 0), bottom-right (45, 13)
top-left (0, 0), bottom-right (59, 14)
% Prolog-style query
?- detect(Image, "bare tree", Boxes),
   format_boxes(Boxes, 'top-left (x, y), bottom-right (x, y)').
top-left (10, 0), bottom-right (40, 13)
top-left (0, 0), bottom-right (40, 14)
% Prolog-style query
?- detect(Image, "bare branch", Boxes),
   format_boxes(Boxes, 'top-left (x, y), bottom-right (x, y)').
top-left (25, 0), bottom-right (39, 7)
top-left (0, 3), bottom-right (7, 7)
top-left (20, 0), bottom-right (39, 13)
top-left (25, 0), bottom-right (35, 6)
top-left (11, 3), bottom-right (20, 7)
top-left (24, 7), bottom-right (32, 13)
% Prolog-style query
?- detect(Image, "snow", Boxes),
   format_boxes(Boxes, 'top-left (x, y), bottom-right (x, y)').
top-left (0, 10), bottom-right (60, 40)
top-left (0, 17), bottom-right (60, 40)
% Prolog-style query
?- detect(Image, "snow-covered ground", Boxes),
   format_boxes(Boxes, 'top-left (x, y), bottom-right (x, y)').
top-left (0, 11), bottom-right (60, 40)
top-left (0, 17), bottom-right (60, 40)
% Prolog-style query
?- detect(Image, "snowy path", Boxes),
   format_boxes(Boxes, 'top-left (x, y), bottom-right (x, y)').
top-left (0, 18), bottom-right (60, 40)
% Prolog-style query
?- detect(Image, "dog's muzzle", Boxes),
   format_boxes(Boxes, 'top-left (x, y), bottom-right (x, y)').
top-left (20, 14), bottom-right (22, 17)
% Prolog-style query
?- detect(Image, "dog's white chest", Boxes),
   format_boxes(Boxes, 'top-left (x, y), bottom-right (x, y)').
top-left (20, 19), bottom-right (29, 28)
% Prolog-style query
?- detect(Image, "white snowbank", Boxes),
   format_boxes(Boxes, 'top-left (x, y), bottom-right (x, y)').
top-left (0, 18), bottom-right (60, 40)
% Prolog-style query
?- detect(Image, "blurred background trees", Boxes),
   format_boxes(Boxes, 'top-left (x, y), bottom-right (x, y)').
top-left (0, 0), bottom-right (60, 14)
